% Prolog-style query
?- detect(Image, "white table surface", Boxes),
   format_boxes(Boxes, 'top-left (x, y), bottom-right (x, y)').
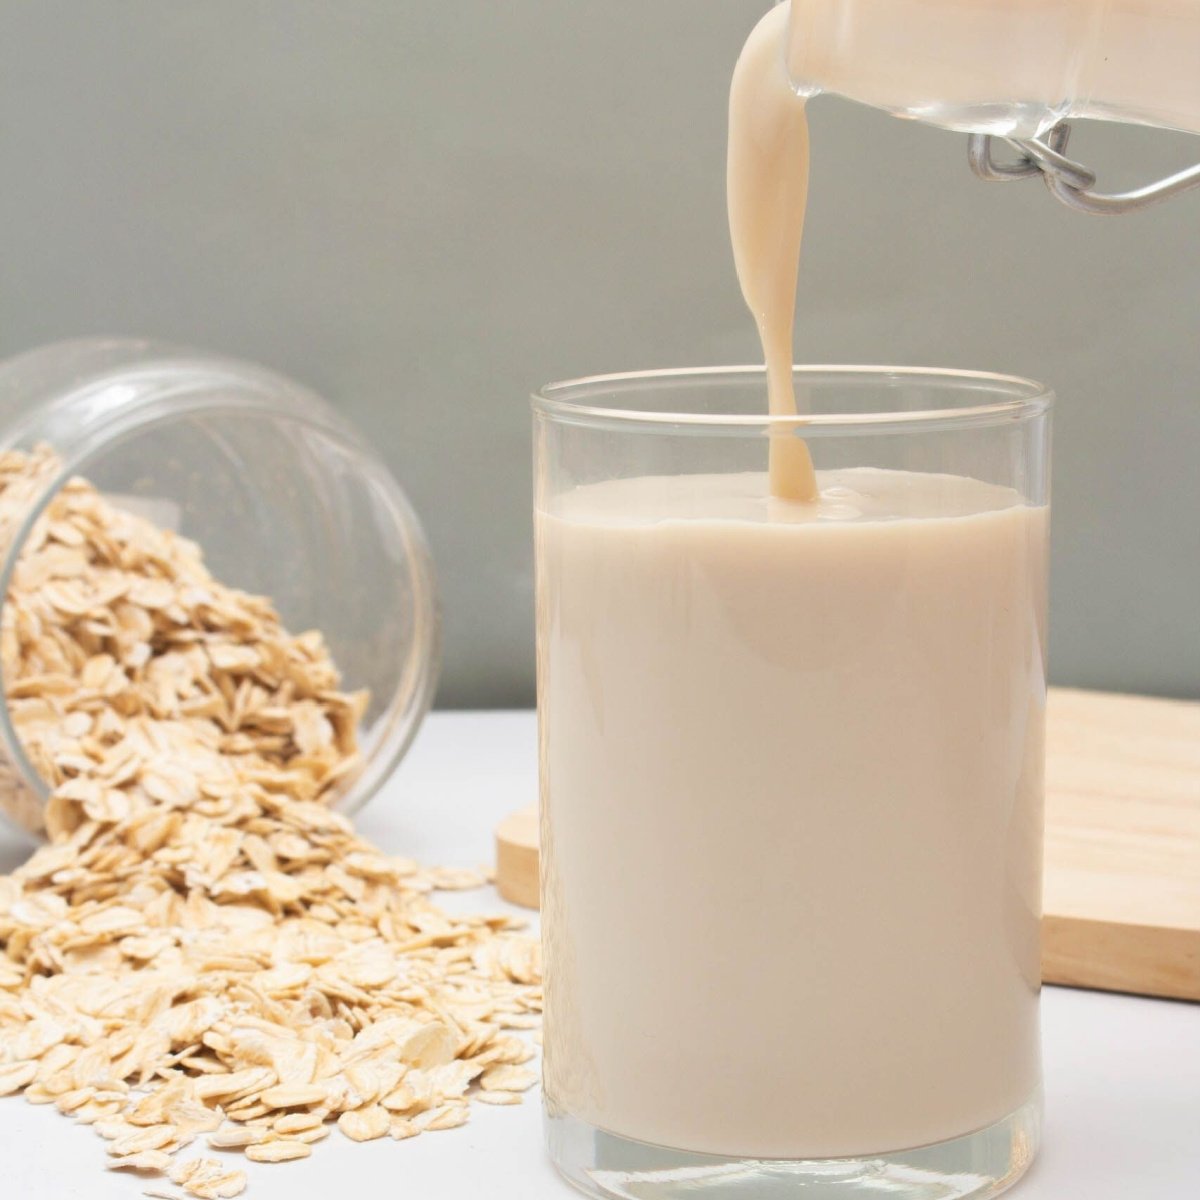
top-left (2, 710), bottom-right (1198, 1198)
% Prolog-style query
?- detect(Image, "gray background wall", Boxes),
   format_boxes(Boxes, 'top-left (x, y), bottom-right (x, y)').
top-left (1, 1), bottom-right (1197, 706)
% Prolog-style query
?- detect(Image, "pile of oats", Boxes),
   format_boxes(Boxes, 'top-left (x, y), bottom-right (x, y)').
top-left (0, 448), bottom-right (541, 1199)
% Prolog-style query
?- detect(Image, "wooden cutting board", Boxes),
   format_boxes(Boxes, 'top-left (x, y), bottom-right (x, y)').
top-left (1042, 688), bottom-right (1199, 1000)
top-left (497, 688), bottom-right (1200, 1001)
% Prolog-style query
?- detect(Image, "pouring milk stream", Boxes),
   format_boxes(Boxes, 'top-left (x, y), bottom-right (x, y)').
top-left (731, 0), bottom-right (1200, 501)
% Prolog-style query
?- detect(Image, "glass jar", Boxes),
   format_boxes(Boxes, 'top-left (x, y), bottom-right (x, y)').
top-left (535, 366), bottom-right (1050, 1200)
top-left (0, 338), bottom-right (439, 839)
top-left (786, 0), bottom-right (1200, 137)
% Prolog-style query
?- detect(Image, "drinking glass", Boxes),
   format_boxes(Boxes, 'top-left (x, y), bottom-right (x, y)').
top-left (534, 366), bottom-right (1051, 1200)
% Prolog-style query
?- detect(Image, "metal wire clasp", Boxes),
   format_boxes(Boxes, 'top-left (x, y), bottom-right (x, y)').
top-left (967, 122), bottom-right (1200, 215)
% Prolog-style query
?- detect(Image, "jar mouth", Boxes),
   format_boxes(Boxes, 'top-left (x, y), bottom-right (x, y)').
top-left (533, 365), bottom-right (1053, 433)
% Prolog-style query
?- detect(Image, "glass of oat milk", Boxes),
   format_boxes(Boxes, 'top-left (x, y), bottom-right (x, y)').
top-left (534, 365), bottom-right (1051, 1200)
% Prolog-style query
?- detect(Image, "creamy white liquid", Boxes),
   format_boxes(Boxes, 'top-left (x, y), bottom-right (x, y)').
top-left (728, 4), bottom-right (816, 501)
top-left (720, 2), bottom-right (816, 499)
top-left (539, 469), bottom-right (1046, 1158)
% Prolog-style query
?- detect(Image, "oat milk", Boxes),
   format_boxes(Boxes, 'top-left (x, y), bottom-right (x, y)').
top-left (539, 470), bottom-right (1046, 1157)
top-left (727, 3), bottom-right (816, 501)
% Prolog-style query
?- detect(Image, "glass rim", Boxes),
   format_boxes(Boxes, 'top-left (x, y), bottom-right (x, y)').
top-left (532, 365), bottom-right (1053, 431)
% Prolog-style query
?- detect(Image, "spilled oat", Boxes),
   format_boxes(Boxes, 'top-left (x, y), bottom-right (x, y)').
top-left (0, 448), bottom-right (541, 1198)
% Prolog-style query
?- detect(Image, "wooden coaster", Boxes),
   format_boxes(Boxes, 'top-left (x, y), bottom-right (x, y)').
top-left (494, 805), bottom-right (539, 910)
top-left (495, 689), bottom-right (1200, 1000)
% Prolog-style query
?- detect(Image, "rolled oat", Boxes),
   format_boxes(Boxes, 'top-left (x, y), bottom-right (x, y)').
top-left (0, 449), bottom-right (541, 1194)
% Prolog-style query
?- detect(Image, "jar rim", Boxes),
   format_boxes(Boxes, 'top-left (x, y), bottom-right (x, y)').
top-left (533, 365), bottom-right (1053, 433)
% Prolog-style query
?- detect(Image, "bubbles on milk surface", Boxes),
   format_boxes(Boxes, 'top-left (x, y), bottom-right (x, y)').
top-left (809, 484), bottom-right (862, 521)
